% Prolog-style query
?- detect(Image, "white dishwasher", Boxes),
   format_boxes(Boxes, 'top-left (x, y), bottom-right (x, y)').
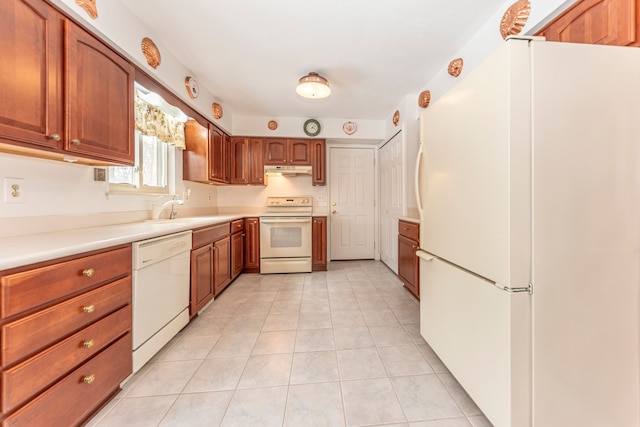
top-left (132, 230), bottom-right (192, 372)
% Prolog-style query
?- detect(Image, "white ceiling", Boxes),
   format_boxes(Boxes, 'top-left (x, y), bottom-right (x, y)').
top-left (119, 0), bottom-right (508, 121)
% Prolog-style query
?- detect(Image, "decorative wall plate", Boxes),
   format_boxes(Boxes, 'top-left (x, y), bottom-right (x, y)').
top-left (418, 90), bottom-right (431, 109)
top-left (75, 0), bottom-right (98, 19)
top-left (393, 110), bottom-right (400, 126)
top-left (500, 0), bottom-right (531, 40)
top-left (141, 38), bottom-right (161, 69)
top-left (343, 121), bottom-right (357, 135)
top-left (185, 76), bottom-right (199, 99)
top-left (268, 120), bottom-right (278, 130)
top-left (212, 103), bottom-right (223, 119)
top-left (448, 58), bottom-right (464, 77)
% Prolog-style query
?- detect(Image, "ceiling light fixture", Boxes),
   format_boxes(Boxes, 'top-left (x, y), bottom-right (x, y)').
top-left (296, 72), bottom-right (331, 99)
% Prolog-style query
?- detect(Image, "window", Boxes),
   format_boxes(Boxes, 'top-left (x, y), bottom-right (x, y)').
top-left (109, 132), bottom-right (169, 194)
top-left (109, 84), bottom-right (186, 195)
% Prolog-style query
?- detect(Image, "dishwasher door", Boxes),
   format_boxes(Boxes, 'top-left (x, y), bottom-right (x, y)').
top-left (132, 231), bottom-right (192, 351)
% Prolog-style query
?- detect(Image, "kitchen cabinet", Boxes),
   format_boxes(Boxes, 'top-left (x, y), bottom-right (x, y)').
top-left (184, 120), bottom-right (230, 185)
top-left (231, 220), bottom-right (244, 279)
top-left (398, 220), bottom-right (420, 299)
top-left (311, 140), bottom-right (326, 186)
top-left (312, 217), bottom-right (327, 271)
top-left (243, 217), bottom-right (260, 273)
top-left (536, 0), bottom-right (640, 46)
top-left (0, 245), bottom-right (132, 425)
top-left (0, 0), bottom-right (134, 165)
top-left (264, 138), bottom-right (311, 165)
top-left (190, 223), bottom-right (231, 315)
top-left (230, 137), bottom-right (266, 185)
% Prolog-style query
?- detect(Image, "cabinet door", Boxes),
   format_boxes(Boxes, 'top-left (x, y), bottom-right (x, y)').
top-left (66, 22), bottom-right (134, 165)
top-left (183, 119), bottom-right (210, 183)
top-left (231, 232), bottom-right (244, 279)
top-left (398, 234), bottom-right (419, 298)
top-left (537, 0), bottom-right (638, 46)
top-left (190, 244), bottom-right (213, 316)
top-left (263, 138), bottom-right (288, 165)
top-left (213, 236), bottom-right (231, 296)
top-left (0, 0), bottom-right (63, 150)
top-left (249, 138), bottom-right (265, 185)
top-left (312, 217), bottom-right (327, 271)
top-left (230, 137), bottom-right (249, 184)
top-left (288, 139), bottom-right (311, 165)
top-left (243, 217), bottom-right (260, 271)
top-left (311, 140), bottom-right (326, 185)
top-left (209, 125), bottom-right (229, 183)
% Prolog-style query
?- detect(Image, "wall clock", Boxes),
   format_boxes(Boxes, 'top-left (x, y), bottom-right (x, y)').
top-left (303, 119), bottom-right (321, 137)
top-left (185, 76), bottom-right (199, 99)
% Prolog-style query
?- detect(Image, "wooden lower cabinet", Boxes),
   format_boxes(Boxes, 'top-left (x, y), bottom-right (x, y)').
top-left (0, 245), bottom-right (133, 425)
top-left (213, 236), bottom-right (231, 296)
top-left (243, 217), bottom-right (260, 273)
top-left (398, 220), bottom-right (420, 299)
top-left (312, 217), bottom-right (327, 271)
top-left (190, 244), bottom-right (214, 317)
top-left (231, 220), bottom-right (244, 280)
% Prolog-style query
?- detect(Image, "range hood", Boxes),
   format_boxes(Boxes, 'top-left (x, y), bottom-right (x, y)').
top-left (264, 165), bottom-right (312, 176)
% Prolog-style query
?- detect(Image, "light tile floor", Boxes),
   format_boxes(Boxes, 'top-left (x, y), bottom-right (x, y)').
top-left (88, 260), bottom-right (492, 427)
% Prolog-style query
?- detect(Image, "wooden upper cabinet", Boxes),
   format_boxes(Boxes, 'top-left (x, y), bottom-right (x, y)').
top-left (264, 138), bottom-right (312, 166)
top-left (0, 0), bottom-right (63, 150)
top-left (66, 21), bottom-right (135, 165)
top-left (209, 125), bottom-right (229, 184)
top-left (311, 140), bottom-right (326, 186)
top-left (536, 0), bottom-right (640, 46)
top-left (288, 139), bottom-right (311, 165)
top-left (249, 138), bottom-right (265, 185)
top-left (230, 137), bottom-right (250, 184)
top-left (183, 119), bottom-right (209, 183)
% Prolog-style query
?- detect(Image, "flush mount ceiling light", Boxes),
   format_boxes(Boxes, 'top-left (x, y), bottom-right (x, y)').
top-left (296, 72), bottom-right (331, 99)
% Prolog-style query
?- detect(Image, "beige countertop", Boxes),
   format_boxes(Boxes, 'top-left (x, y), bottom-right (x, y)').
top-left (399, 216), bottom-right (421, 224)
top-left (0, 214), bottom-right (245, 271)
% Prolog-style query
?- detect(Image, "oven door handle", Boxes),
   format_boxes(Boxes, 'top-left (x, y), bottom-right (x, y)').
top-left (260, 218), bottom-right (312, 224)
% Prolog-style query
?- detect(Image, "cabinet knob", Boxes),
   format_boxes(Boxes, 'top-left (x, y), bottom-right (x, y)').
top-left (83, 374), bottom-right (96, 385)
top-left (82, 268), bottom-right (95, 278)
top-left (49, 133), bottom-right (61, 142)
top-left (70, 139), bottom-right (81, 145)
top-left (83, 304), bottom-right (95, 314)
top-left (83, 339), bottom-right (95, 349)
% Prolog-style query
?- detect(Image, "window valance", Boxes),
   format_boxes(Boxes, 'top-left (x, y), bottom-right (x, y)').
top-left (134, 91), bottom-right (186, 149)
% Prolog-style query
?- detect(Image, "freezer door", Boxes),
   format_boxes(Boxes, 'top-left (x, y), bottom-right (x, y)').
top-left (419, 253), bottom-right (530, 427)
top-left (531, 41), bottom-right (640, 427)
top-left (419, 39), bottom-right (530, 287)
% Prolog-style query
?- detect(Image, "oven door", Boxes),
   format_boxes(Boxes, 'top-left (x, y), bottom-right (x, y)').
top-left (260, 216), bottom-right (312, 259)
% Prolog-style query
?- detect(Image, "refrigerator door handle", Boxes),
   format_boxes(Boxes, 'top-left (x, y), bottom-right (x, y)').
top-left (414, 142), bottom-right (424, 216)
top-left (494, 282), bottom-right (533, 294)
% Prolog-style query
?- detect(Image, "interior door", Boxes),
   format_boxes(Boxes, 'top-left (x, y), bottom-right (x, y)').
top-left (379, 132), bottom-right (403, 273)
top-left (329, 147), bottom-right (375, 260)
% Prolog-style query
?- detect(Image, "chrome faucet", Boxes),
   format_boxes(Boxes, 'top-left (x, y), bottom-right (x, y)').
top-left (152, 196), bottom-right (184, 220)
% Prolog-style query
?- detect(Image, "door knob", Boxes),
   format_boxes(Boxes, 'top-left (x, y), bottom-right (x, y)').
top-left (332, 210), bottom-right (336, 214)
top-left (332, 202), bottom-right (336, 206)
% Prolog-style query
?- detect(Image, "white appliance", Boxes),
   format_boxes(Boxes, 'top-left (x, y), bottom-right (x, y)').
top-left (260, 196), bottom-right (313, 274)
top-left (131, 230), bottom-right (192, 372)
top-left (264, 165), bottom-right (312, 175)
top-left (415, 37), bottom-right (640, 427)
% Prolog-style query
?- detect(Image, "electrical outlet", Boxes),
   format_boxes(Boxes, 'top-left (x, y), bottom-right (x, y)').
top-left (4, 177), bottom-right (24, 203)
top-left (93, 168), bottom-right (106, 181)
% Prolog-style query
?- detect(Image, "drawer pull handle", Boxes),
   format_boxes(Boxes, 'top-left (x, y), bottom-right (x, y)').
top-left (83, 339), bottom-right (95, 349)
top-left (83, 374), bottom-right (95, 385)
top-left (82, 268), bottom-right (95, 278)
top-left (83, 304), bottom-right (96, 314)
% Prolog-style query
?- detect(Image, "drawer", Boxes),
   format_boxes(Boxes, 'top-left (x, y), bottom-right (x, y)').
top-left (231, 219), bottom-right (244, 234)
top-left (2, 305), bottom-right (131, 413)
top-left (1, 246), bottom-right (131, 319)
top-left (1, 277), bottom-right (131, 367)
top-left (398, 220), bottom-right (420, 241)
top-left (192, 223), bottom-right (230, 248)
top-left (2, 333), bottom-right (132, 427)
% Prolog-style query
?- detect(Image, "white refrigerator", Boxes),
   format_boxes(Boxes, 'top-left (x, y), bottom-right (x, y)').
top-left (416, 37), bottom-right (640, 427)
